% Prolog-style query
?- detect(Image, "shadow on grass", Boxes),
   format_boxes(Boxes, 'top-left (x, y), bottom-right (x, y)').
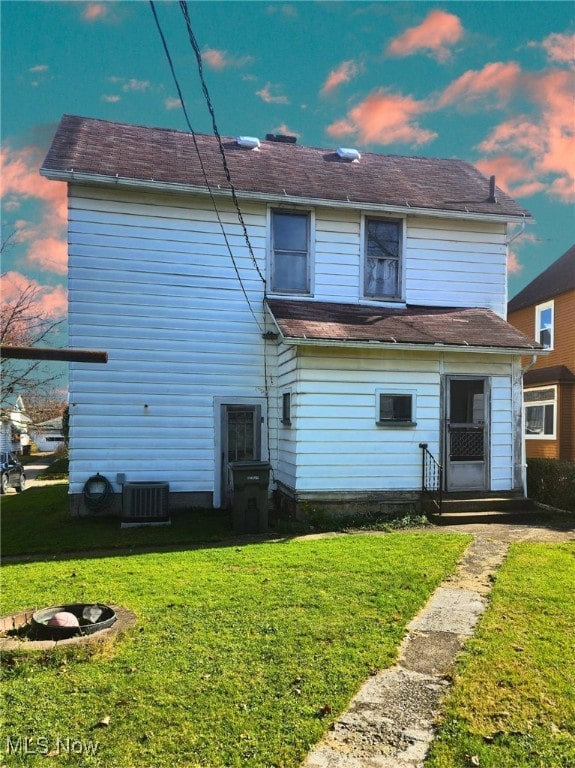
top-left (1, 484), bottom-right (247, 563)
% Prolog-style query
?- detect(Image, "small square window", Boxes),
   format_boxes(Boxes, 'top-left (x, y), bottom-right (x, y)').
top-left (281, 392), bottom-right (292, 425)
top-left (377, 393), bottom-right (415, 426)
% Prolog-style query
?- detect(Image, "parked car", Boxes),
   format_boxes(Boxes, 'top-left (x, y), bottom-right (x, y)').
top-left (1, 451), bottom-right (26, 493)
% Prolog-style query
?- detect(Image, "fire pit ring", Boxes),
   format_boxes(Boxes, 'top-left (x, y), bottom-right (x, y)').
top-left (31, 603), bottom-right (117, 640)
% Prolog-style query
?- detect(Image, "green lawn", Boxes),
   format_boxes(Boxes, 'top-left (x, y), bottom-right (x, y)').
top-left (1, 484), bottom-right (233, 557)
top-left (426, 540), bottom-right (575, 768)
top-left (1, 534), bottom-right (468, 767)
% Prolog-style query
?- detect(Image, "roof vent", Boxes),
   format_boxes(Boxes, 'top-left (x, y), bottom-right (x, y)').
top-left (266, 134), bottom-right (297, 144)
top-left (236, 136), bottom-right (261, 150)
top-left (337, 147), bottom-right (361, 162)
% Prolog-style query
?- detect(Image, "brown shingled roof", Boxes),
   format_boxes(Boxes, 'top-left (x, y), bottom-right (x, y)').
top-left (266, 299), bottom-right (539, 351)
top-left (41, 114), bottom-right (531, 220)
top-left (508, 245), bottom-right (575, 312)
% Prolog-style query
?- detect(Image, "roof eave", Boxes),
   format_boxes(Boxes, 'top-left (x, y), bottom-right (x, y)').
top-left (40, 168), bottom-right (532, 224)
top-left (273, 335), bottom-right (544, 356)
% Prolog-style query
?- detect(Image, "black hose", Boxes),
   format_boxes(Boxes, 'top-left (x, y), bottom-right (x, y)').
top-left (82, 473), bottom-right (114, 511)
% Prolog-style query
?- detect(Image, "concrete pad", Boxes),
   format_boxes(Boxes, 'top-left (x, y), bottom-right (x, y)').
top-left (303, 667), bottom-right (449, 768)
top-left (407, 587), bottom-right (487, 636)
top-left (400, 630), bottom-right (465, 676)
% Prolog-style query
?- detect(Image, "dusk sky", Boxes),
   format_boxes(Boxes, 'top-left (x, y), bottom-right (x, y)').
top-left (1, 1), bottom-right (574, 345)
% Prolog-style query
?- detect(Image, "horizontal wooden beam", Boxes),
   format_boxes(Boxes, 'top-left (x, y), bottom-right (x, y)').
top-left (1, 345), bottom-right (108, 364)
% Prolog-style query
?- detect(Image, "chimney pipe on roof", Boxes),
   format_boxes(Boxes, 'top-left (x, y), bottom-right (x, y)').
top-left (266, 133), bottom-right (297, 144)
top-left (488, 175), bottom-right (498, 203)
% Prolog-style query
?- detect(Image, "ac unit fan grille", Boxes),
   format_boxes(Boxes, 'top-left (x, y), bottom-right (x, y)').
top-left (122, 482), bottom-right (169, 521)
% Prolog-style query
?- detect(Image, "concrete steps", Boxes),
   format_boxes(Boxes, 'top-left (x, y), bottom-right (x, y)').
top-left (426, 494), bottom-right (539, 526)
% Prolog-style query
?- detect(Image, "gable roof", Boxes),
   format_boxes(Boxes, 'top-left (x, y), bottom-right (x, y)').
top-left (41, 114), bottom-right (531, 221)
top-left (266, 299), bottom-right (539, 352)
top-left (508, 245), bottom-right (575, 312)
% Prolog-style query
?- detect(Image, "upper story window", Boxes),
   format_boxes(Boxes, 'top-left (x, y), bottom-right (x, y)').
top-left (364, 217), bottom-right (403, 300)
top-left (535, 301), bottom-right (554, 349)
top-left (270, 210), bottom-right (311, 294)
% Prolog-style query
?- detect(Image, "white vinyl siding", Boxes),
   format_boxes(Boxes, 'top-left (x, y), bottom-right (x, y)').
top-left (404, 217), bottom-right (508, 315)
top-left (276, 347), bottom-right (517, 494)
top-left (67, 186), bottom-right (274, 496)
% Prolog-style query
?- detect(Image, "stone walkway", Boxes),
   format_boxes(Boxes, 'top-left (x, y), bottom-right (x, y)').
top-left (303, 520), bottom-right (574, 768)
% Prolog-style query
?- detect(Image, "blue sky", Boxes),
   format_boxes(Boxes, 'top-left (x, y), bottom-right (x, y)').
top-left (1, 1), bottom-right (574, 331)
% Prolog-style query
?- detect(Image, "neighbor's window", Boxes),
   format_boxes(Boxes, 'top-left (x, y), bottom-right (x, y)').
top-left (377, 393), bottom-right (415, 426)
top-left (524, 387), bottom-right (556, 439)
top-left (364, 218), bottom-right (402, 300)
top-left (271, 210), bottom-right (310, 294)
top-left (535, 301), bottom-right (554, 349)
top-left (281, 392), bottom-right (292, 425)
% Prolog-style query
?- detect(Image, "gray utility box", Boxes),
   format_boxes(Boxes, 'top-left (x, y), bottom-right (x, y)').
top-left (229, 461), bottom-right (271, 534)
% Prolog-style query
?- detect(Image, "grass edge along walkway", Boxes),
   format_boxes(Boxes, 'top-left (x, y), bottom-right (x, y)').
top-left (426, 539), bottom-right (575, 768)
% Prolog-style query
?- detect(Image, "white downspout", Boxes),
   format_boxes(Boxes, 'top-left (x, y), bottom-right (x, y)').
top-left (520, 354), bottom-right (539, 496)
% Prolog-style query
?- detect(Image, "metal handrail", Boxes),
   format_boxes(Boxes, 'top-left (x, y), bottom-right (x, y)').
top-left (419, 443), bottom-right (443, 514)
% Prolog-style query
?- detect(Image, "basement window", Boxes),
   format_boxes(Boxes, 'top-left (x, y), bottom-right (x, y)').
top-left (376, 392), bottom-right (416, 427)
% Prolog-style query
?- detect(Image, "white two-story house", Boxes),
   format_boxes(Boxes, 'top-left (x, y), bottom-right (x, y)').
top-left (41, 115), bottom-right (539, 517)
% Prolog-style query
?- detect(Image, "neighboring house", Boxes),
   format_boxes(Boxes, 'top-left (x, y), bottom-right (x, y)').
top-left (32, 416), bottom-right (66, 453)
top-left (41, 115), bottom-right (539, 516)
top-left (508, 245), bottom-right (575, 461)
top-left (0, 396), bottom-right (31, 453)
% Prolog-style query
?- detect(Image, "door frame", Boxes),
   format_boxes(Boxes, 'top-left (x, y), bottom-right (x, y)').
top-left (213, 396), bottom-right (267, 509)
top-left (442, 376), bottom-right (491, 492)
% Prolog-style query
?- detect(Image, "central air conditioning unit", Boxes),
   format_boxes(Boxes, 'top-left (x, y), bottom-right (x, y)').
top-left (121, 482), bottom-right (170, 527)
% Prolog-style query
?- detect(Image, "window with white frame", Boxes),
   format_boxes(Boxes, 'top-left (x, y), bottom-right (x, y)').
top-left (270, 210), bottom-right (310, 294)
top-left (535, 301), bottom-right (554, 349)
top-left (364, 217), bottom-right (402, 300)
top-left (376, 391), bottom-right (416, 426)
top-left (524, 386), bottom-right (557, 439)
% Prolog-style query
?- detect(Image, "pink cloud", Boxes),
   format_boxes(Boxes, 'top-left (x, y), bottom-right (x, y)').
top-left (476, 68), bottom-right (575, 203)
top-left (507, 250), bottom-right (523, 275)
top-left (541, 32), bottom-right (575, 65)
top-left (1, 271), bottom-right (67, 320)
top-left (256, 83), bottom-right (289, 104)
top-left (438, 62), bottom-right (521, 109)
top-left (202, 47), bottom-right (253, 70)
top-left (271, 123), bottom-right (300, 139)
top-left (476, 155), bottom-right (546, 198)
top-left (387, 9), bottom-right (463, 63)
top-left (326, 89), bottom-right (436, 147)
top-left (1, 144), bottom-right (68, 274)
top-left (82, 3), bottom-right (108, 21)
top-left (321, 60), bottom-right (359, 95)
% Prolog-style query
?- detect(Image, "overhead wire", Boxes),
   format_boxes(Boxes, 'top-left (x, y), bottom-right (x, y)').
top-left (149, 0), bottom-right (275, 471)
top-left (149, 0), bottom-right (265, 333)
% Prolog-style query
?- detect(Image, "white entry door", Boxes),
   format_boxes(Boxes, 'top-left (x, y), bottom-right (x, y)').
top-left (445, 377), bottom-right (489, 492)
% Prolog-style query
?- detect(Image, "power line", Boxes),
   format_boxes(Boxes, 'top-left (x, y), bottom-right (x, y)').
top-left (178, 0), bottom-right (266, 286)
top-left (149, 0), bottom-right (265, 332)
